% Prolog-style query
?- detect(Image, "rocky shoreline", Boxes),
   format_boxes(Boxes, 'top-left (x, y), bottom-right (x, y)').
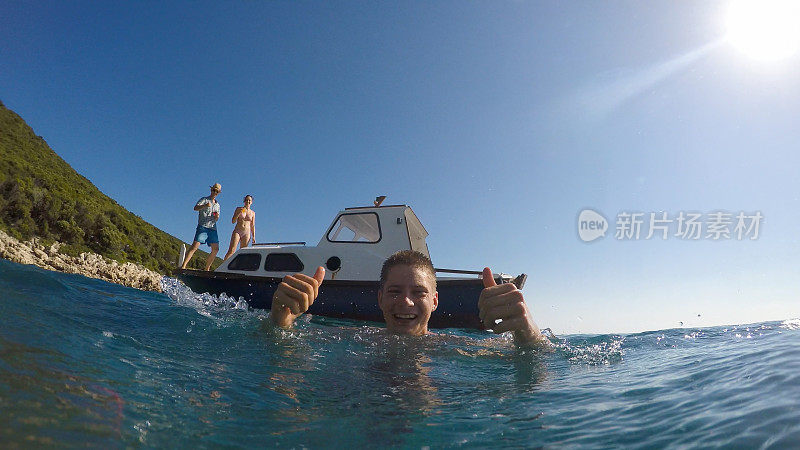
top-left (0, 229), bottom-right (164, 292)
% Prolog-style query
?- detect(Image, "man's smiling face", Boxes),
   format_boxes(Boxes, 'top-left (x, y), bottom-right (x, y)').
top-left (377, 264), bottom-right (438, 336)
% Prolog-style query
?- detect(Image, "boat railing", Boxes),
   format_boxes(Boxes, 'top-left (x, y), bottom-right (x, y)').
top-left (434, 268), bottom-right (482, 275)
top-left (252, 241), bottom-right (306, 246)
top-left (435, 268), bottom-right (527, 289)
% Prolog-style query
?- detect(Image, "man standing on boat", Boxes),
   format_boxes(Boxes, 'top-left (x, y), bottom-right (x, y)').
top-left (269, 250), bottom-right (551, 348)
top-left (181, 183), bottom-right (222, 271)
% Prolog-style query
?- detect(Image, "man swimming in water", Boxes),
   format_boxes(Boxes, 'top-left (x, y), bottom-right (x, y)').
top-left (269, 250), bottom-right (550, 347)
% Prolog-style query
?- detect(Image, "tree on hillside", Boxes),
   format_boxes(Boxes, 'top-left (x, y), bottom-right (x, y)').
top-left (0, 100), bottom-right (220, 273)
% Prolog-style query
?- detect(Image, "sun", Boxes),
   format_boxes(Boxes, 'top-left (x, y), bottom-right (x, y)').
top-left (725, 0), bottom-right (800, 61)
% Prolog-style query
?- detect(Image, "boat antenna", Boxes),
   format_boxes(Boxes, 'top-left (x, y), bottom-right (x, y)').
top-left (374, 195), bottom-right (386, 207)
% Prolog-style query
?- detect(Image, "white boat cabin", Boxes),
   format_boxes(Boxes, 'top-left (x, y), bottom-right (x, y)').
top-left (215, 205), bottom-right (432, 281)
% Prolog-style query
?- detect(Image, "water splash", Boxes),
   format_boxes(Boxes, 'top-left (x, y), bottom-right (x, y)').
top-left (160, 277), bottom-right (249, 311)
top-left (779, 318), bottom-right (800, 330)
top-left (160, 277), bottom-right (263, 329)
top-left (555, 335), bottom-right (625, 365)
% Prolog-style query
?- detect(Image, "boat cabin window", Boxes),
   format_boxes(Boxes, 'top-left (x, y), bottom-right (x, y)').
top-left (326, 212), bottom-right (381, 243)
top-left (264, 253), bottom-right (304, 272)
top-left (227, 253), bottom-right (261, 271)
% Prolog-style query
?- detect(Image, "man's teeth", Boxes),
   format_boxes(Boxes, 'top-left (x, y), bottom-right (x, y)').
top-left (394, 314), bottom-right (417, 319)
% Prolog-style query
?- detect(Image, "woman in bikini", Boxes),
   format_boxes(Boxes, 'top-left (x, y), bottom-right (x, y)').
top-left (223, 195), bottom-right (256, 261)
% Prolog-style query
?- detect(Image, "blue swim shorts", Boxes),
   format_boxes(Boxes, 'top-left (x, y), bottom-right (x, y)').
top-left (194, 226), bottom-right (219, 246)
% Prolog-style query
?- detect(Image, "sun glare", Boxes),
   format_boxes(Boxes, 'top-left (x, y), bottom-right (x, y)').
top-left (725, 0), bottom-right (800, 61)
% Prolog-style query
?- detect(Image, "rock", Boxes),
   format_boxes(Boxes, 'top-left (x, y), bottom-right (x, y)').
top-left (47, 242), bottom-right (62, 256)
top-left (0, 229), bottom-right (163, 292)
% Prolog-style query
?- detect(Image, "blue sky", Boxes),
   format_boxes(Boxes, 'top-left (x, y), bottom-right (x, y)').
top-left (2, 1), bottom-right (799, 334)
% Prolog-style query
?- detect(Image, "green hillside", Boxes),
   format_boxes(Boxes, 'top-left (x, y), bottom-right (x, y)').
top-left (0, 100), bottom-right (219, 274)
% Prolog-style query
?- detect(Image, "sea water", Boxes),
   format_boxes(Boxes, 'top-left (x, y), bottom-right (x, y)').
top-left (1, 258), bottom-right (799, 448)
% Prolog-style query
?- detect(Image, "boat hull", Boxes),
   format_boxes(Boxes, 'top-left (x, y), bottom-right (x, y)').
top-left (175, 269), bottom-right (485, 329)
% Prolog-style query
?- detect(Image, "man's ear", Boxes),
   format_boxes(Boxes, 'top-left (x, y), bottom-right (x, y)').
top-left (377, 289), bottom-right (384, 309)
top-left (432, 291), bottom-right (438, 311)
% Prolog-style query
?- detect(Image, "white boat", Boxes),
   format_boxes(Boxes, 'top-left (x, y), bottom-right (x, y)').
top-left (176, 203), bottom-right (526, 329)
